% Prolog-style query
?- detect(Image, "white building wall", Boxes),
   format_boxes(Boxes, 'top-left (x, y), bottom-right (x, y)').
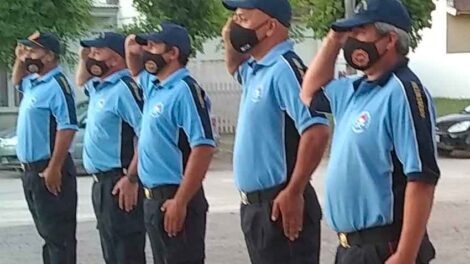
top-left (408, 0), bottom-right (470, 98)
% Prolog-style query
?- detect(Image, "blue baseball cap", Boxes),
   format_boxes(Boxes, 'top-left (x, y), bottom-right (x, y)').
top-left (332, 0), bottom-right (412, 33)
top-left (19, 32), bottom-right (61, 54)
top-left (222, 0), bottom-right (292, 27)
top-left (135, 22), bottom-right (191, 56)
top-left (80, 32), bottom-right (126, 58)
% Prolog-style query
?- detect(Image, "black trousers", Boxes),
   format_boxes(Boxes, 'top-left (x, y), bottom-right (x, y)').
top-left (91, 170), bottom-right (146, 264)
top-left (241, 184), bottom-right (322, 264)
top-left (144, 186), bottom-right (208, 264)
top-left (21, 156), bottom-right (77, 264)
top-left (335, 233), bottom-right (436, 264)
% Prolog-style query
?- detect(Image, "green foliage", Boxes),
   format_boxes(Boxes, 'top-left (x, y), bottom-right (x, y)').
top-left (434, 98), bottom-right (470, 117)
top-left (0, 0), bottom-right (93, 67)
top-left (124, 0), bottom-right (228, 55)
top-left (293, 0), bottom-right (435, 49)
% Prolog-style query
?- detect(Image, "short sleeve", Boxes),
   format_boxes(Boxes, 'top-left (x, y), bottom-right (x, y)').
top-left (137, 70), bottom-right (156, 100)
top-left (311, 77), bottom-right (356, 117)
top-left (117, 78), bottom-right (144, 136)
top-left (178, 81), bottom-right (216, 148)
top-left (50, 76), bottom-right (79, 131)
top-left (274, 59), bottom-right (328, 134)
top-left (391, 80), bottom-right (440, 185)
top-left (234, 60), bottom-right (250, 86)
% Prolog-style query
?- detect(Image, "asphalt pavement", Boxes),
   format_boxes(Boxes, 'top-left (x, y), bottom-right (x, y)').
top-left (0, 157), bottom-right (469, 264)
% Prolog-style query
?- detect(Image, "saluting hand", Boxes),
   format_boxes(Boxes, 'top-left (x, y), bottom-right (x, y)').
top-left (125, 34), bottom-right (142, 55)
top-left (15, 44), bottom-right (27, 62)
top-left (271, 188), bottom-right (305, 241)
top-left (222, 17), bottom-right (233, 42)
top-left (327, 29), bottom-right (351, 46)
top-left (80, 47), bottom-right (90, 61)
top-left (161, 198), bottom-right (187, 237)
top-left (40, 166), bottom-right (62, 196)
top-left (112, 176), bottom-right (139, 212)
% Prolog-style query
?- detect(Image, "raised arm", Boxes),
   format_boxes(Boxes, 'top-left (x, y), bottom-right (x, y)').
top-left (300, 30), bottom-right (348, 106)
top-left (125, 34), bottom-right (144, 77)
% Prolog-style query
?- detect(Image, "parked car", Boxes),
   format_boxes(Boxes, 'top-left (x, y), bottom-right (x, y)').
top-left (0, 100), bottom-right (220, 173)
top-left (436, 105), bottom-right (470, 156)
top-left (0, 101), bottom-right (88, 173)
top-left (0, 128), bottom-right (19, 170)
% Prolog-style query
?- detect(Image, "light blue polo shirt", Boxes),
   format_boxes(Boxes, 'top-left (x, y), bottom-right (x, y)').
top-left (233, 40), bottom-right (329, 192)
top-left (137, 68), bottom-right (216, 188)
top-left (16, 66), bottom-right (78, 163)
top-left (310, 59), bottom-right (440, 232)
top-left (83, 69), bottom-right (143, 174)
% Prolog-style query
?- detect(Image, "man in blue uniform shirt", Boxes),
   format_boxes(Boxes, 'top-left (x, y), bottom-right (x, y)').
top-left (301, 0), bottom-right (439, 263)
top-left (12, 31), bottom-right (78, 264)
top-left (221, 0), bottom-right (330, 263)
top-left (125, 22), bottom-right (216, 264)
top-left (75, 32), bottom-right (146, 264)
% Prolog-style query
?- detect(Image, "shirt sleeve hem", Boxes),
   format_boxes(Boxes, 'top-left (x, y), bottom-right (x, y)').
top-left (190, 139), bottom-right (217, 149)
top-left (298, 117), bottom-right (329, 134)
top-left (407, 172), bottom-right (439, 185)
top-left (57, 124), bottom-right (79, 131)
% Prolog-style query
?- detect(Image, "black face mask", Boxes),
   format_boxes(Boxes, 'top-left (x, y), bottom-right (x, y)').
top-left (24, 58), bottom-right (44, 74)
top-left (229, 20), bottom-right (269, 54)
top-left (343, 37), bottom-right (387, 71)
top-left (142, 51), bottom-right (168, 75)
top-left (86, 58), bottom-right (110, 77)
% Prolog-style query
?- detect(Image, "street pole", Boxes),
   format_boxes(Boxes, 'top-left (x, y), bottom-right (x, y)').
top-left (344, 0), bottom-right (356, 19)
top-left (344, 0), bottom-right (356, 75)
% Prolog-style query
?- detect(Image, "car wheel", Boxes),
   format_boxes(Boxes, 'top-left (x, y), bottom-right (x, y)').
top-left (438, 148), bottom-right (453, 157)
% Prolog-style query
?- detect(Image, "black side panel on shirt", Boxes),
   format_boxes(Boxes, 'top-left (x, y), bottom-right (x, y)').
top-left (178, 129), bottom-right (191, 172)
top-left (53, 73), bottom-right (77, 125)
top-left (284, 114), bottom-right (300, 179)
top-left (391, 151), bottom-right (407, 225)
top-left (282, 51), bottom-right (327, 119)
top-left (119, 76), bottom-right (143, 169)
top-left (310, 90), bottom-right (332, 114)
top-left (49, 114), bottom-right (57, 155)
top-left (121, 75), bottom-right (144, 110)
top-left (236, 69), bottom-right (243, 85)
top-left (394, 68), bottom-right (440, 184)
top-left (182, 76), bottom-right (214, 140)
top-left (279, 51), bottom-right (307, 179)
top-left (120, 121), bottom-right (134, 169)
top-left (84, 88), bottom-right (90, 98)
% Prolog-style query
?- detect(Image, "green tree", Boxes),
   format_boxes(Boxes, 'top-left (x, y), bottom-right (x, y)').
top-left (292, 0), bottom-right (435, 49)
top-left (0, 0), bottom-right (93, 67)
top-left (123, 0), bottom-right (227, 55)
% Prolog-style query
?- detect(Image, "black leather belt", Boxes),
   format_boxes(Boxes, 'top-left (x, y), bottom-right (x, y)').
top-left (91, 168), bottom-right (124, 182)
top-left (144, 184), bottom-right (179, 200)
top-left (240, 184), bottom-right (285, 205)
top-left (21, 159), bottom-right (49, 173)
top-left (338, 224), bottom-right (402, 248)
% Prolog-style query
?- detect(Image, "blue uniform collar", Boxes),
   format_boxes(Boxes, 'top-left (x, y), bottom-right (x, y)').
top-left (93, 69), bottom-right (130, 90)
top-left (102, 69), bottom-right (130, 84)
top-left (353, 58), bottom-right (409, 90)
top-left (153, 68), bottom-right (189, 89)
top-left (248, 40), bottom-right (294, 69)
top-left (31, 66), bottom-right (62, 84)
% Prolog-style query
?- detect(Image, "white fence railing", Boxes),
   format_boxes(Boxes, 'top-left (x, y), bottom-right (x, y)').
top-left (189, 60), bottom-right (242, 134)
top-left (202, 81), bottom-right (241, 134)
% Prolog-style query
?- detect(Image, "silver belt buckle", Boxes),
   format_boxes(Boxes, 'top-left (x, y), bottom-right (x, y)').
top-left (92, 174), bottom-right (99, 182)
top-left (240, 192), bottom-right (249, 205)
top-left (21, 163), bottom-right (26, 172)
